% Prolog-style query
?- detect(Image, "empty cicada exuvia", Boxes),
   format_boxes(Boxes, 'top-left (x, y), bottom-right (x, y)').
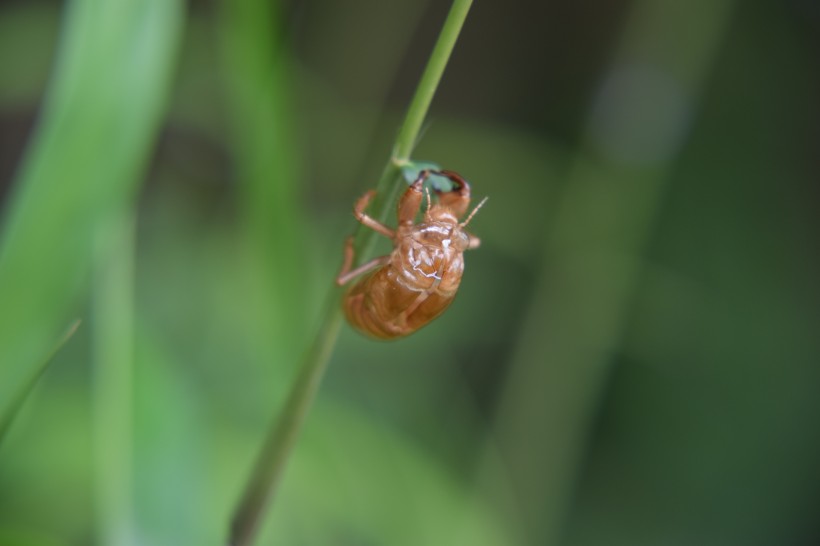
top-left (336, 169), bottom-right (486, 339)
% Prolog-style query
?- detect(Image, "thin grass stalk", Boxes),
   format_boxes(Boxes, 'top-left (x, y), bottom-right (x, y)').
top-left (227, 1), bottom-right (474, 544)
top-left (92, 211), bottom-right (137, 546)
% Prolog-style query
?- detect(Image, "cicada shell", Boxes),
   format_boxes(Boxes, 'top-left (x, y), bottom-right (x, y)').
top-left (336, 169), bottom-right (485, 339)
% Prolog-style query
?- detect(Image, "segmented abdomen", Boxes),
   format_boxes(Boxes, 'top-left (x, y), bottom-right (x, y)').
top-left (343, 266), bottom-right (456, 339)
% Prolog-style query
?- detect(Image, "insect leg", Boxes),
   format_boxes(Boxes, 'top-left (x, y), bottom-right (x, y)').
top-left (398, 171), bottom-right (428, 227)
top-left (353, 190), bottom-right (395, 238)
top-left (432, 170), bottom-right (471, 218)
top-left (393, 290), bottom-right (432, 330)
top-left (335, 236), bottom-right (390, 286)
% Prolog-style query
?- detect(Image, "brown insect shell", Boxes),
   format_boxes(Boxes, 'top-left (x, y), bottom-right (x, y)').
top-left (391, 206), bottom-right (470, 296)
top-left (343, 203), bottom-right (472, 339)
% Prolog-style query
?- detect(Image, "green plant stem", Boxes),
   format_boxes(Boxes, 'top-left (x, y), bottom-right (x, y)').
top-left (92, 211), bottom-right (136, 546)
top-left (393, 0), bottom-right (473, 162)
top-left (227, 2), bottom-right (473, 545)
top-left (229, 301), bottom-right (343, 546)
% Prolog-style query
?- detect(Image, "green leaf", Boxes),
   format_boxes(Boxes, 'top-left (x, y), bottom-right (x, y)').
top-left (400, 160), bottom-right (441, 183)
top-left (400, 160), bottom-right (461, 193)
top-left (0, 0), bottom-right (184, 423)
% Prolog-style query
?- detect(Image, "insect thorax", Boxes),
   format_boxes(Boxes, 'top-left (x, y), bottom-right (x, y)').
top-left (392, 221), bottom-right (466, 293)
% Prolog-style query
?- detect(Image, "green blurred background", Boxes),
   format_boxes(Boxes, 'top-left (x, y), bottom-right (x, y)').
top-left (1, 0), bottom-right (819, 545)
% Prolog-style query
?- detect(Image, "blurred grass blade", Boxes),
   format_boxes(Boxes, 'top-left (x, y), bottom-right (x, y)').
top-left (92, 211), bottom-right (136, 546)
top-left (0, 319), bottom-right (80, 445)
top-left (218, 0), bottom-right (307, 357)
top-left (485, 0), bottom-right (736, 544)
top-left (0, 0), bottom-right (183, 420)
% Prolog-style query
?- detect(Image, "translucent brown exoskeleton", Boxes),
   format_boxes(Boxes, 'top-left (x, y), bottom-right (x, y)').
top-left (336, 169), bottom-right (486, 339)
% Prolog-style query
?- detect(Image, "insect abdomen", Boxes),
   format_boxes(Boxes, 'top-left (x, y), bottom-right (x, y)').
top-left (343, 267), bottom-right (456, 339)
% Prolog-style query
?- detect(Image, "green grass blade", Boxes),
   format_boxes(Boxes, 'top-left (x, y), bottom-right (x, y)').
top-left (92, 211), bottom-right (136, 545)
top-left (218, 0), bottom-right (307, 354)
top-left (392, 0), bottom-right (473, 162)
top-left (0, 0), bottom-right (184, 420)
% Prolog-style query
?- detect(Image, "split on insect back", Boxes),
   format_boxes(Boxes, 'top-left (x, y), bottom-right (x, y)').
top-left (336, 166), bottom-right (487, 340)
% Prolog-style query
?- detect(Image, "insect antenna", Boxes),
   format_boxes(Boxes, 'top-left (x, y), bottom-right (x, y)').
top-left (460, 196), bottom-right (488, 228)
